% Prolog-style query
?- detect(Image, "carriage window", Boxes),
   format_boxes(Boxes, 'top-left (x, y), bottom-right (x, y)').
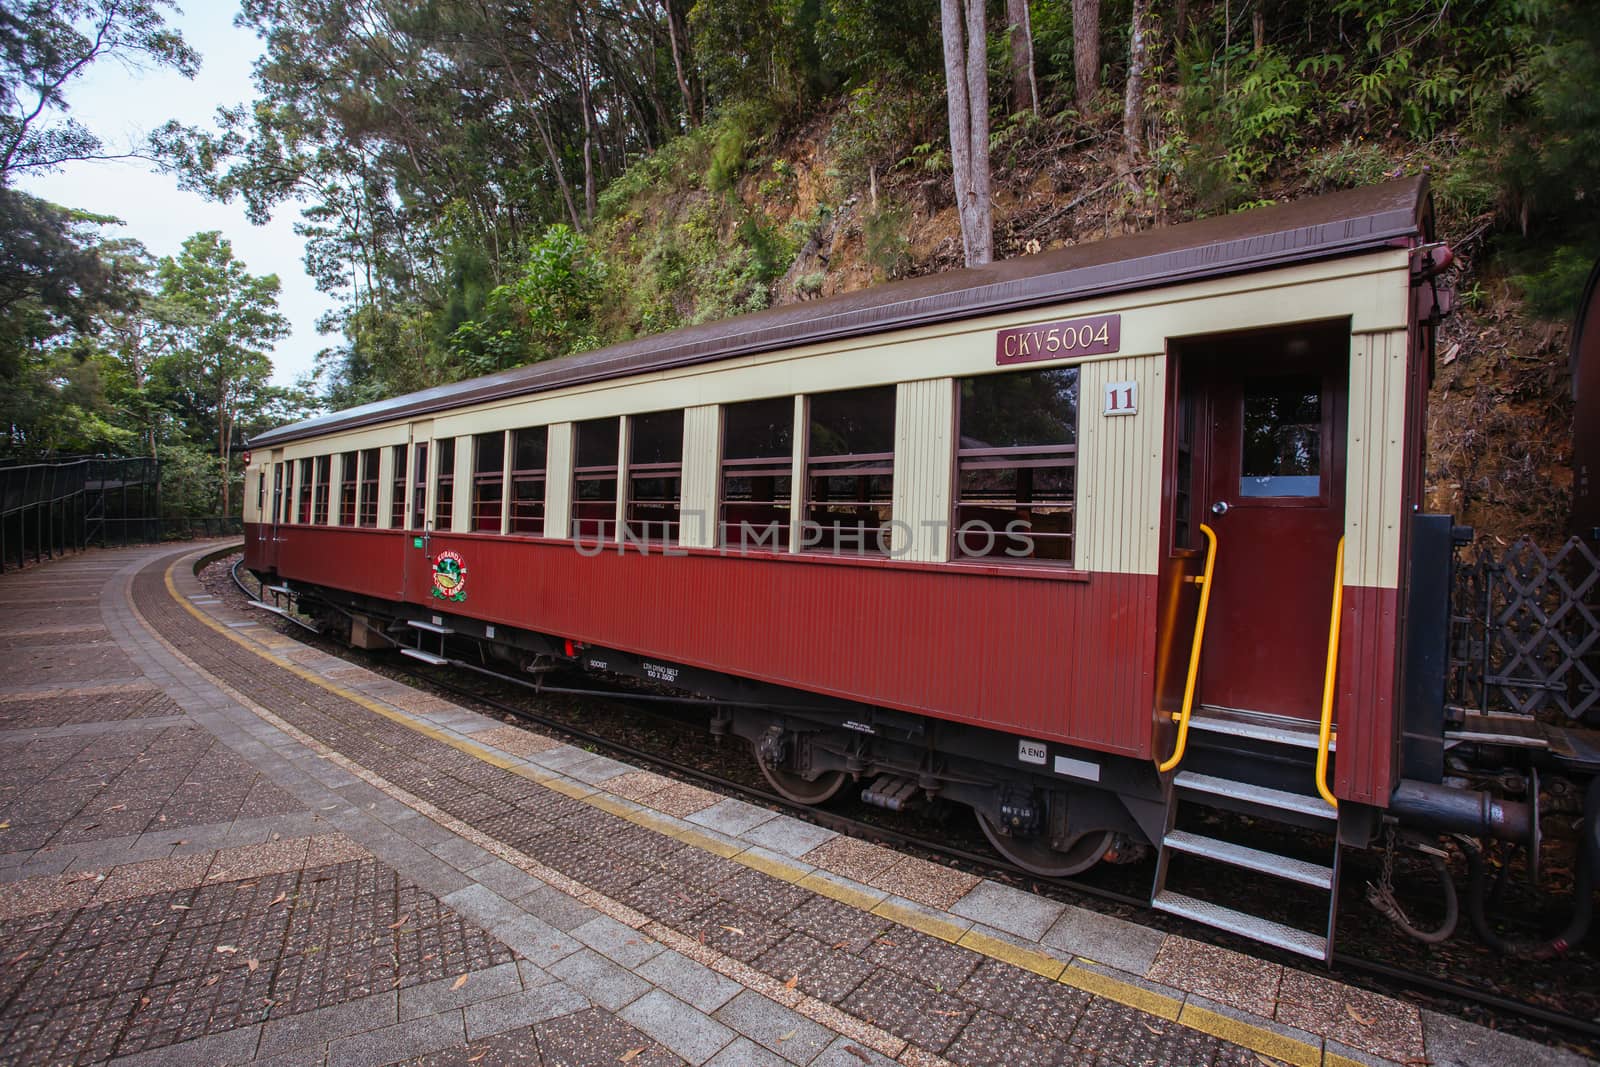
top-left (434, 437), bottom-right (456, 530)
top-left (410, 442), bottom-right (428, 530)
top-left (391, 444), bottom-right (408, 528)
top-left (358, 448), bottom-right (380, 527)
top-left (721, 397), bottom-right (793, 550)
top-left (256, 468), bottom-right (266, 516)
top-left (510, 427), bottom-right (547, 535)
top-left (472, 432), bottom-right (504, 533)
top-left (573, 417), bottom-right (620, 542)
top-left (626, 410), bottom-right (683, 544)
top-left (1240, 377), bottom-right (1321, 498)
top-left (955, 367), bottom-right (1078, 563)
top-left (338, 451), bottom-right (358, 525)
top-left (805, 386), bottom-right (895, 554)
top-left (313, 455), bottom-right (332, 524)
top-left (273, 463), bottom-right (285, 523)
top-left (297, 459), bottom-right (312, 523)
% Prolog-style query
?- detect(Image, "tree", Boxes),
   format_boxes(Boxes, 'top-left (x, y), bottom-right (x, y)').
top-left (939, 0), bottom-right (991, 266)
top-left (152, 232), bottom-right (288, 515)
top-left (1006, 0), bottom-right (1037, 116)
top-left (0, 0), bottom-right (197, 181)
top-left (1123, 0), bottom-right (1150, 154)
top-left (1072, 0), bottom-right (1099, 109)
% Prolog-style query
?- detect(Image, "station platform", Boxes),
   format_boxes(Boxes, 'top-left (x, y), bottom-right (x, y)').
top-left (0, 543), bottom-right (1590, 1067)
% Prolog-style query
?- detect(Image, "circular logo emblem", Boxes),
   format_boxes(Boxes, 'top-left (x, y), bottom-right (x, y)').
top-left (431, 550), bottom-right (467, 602)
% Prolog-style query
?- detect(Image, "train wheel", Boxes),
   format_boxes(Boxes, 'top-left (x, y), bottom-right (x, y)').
top-left (978, 814), bottom-right (1115, 878)
top-left (756, 759), bottom-right (850, 805)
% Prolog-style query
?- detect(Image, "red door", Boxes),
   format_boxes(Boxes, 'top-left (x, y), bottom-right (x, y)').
top-left (1191, 327), bottom-right (1347, 721)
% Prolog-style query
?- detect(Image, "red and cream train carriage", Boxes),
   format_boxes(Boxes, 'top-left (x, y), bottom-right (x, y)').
top-left (244, 177), bottom-right (1502, 959)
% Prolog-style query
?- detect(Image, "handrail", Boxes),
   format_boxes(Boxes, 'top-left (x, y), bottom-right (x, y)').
top-left (1158, 522), bottom-right (1218, 773)
top-left (1315, 536), bottom-right (1347, 809)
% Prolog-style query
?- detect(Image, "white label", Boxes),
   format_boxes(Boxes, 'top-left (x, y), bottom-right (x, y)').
top-left (485, 624), bottom-right (496, 638)
top-left (1053, 755), bottom-right (1102, 781)
top-left (1018, 739), bottom-right (1048, 765)
top-left (1103, 380), bottom-right (1138, 416)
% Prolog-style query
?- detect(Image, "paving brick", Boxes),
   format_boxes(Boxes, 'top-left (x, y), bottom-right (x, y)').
top-left (685, 799), bottom-right (776, 837)
top-left (739, 817), bottom-right (836, 860)
top-left (548, 947), bottom-right (652, 1011)
top-left (713, 989), bottom-right (834, 1064)
top-left (259, 991), bottom-right (399, 1057)
top-left (949, 879), bottom-right (1066, 942)
top-left (704, 1036), bottom-right (793, 1067)
top-left (635, 950), bottom-right (744, 1014)
top-left (1040, 902), bottom-right (1165, 975)
top-left (535, 1007), bottom-right (685, 1067)
top-left (105, 1024), bottom-right (262, 1067)
top-left (619, 989), bottom-right (737, 1066)
top-left (465, 858), bottom-right (545, 901)
top-left (516, 884), bottom-right (601, 932)
top-left (398, 962), bottom-right (523, 1021)
top-left (570, 914), bottom-right (663, 969)
top-left (462, 983), bottom-right (590, 1041)
top-left (327, 1011), bottom-right (466, 1067)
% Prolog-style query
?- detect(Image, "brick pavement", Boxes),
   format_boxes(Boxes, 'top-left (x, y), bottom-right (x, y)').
top-left (0, 544), bottom-right (1591, 1067)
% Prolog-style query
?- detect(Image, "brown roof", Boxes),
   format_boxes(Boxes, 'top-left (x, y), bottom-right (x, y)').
top-left (250, 176), bottom-right (1430, 448)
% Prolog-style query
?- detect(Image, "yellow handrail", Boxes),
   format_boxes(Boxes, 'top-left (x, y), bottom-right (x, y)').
top-left (1315, 536), bottom-right (1347, 809)
top-left (1159, 523), bottom-right (1217, 773)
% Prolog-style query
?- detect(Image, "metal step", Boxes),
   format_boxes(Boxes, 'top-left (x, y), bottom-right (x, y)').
top-left (1174, 771), bottom-right (1337, 821)
top-left (263, 584), bottom-right (292, 596)
top-left (399, 647), bottom-right (449, 666)
top-left (406, 619), bottom-right (454, 635)
top-left (245, 600), bottom-right (318, 634)
top-left (1190, 707), bottom-right (1332, 751)
top-left (1161, 830), bottom-right (1334, 889)
top-left (1152, 890), bottom-right (1328, 960)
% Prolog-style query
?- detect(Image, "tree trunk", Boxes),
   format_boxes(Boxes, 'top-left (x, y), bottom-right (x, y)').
top-left (1072, 0), bottom-right (1100, 110)
top-left (1123, 0), bottom-right (1150, 155)
top-left (940, 0), bottom-right (992, 266)
top-left (1007, 0), bottom-right (1038, 116)
top-left (664, 0), bottom-right (696, 128)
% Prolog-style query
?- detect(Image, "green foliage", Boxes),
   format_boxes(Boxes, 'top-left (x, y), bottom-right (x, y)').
top-left (0, 0), bottom-right (198, 180)
top-left (450, 225), bottom-right (608, 375)
top-left (827, 75), bottom-right (942, 193)
top-left (863, 204), bottom-right (911, 280)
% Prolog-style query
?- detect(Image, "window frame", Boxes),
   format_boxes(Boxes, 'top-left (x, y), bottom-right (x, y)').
top-left (803, 386), bottom-right (896, 556)
top-left (357, 448), bottom-right (380, 527)
top-left (572, 417), bottom-right (621, 543)
top-left (338, 450), bottom-right (358, 526)
top-left (471, 432), bottom-right (505, 533)
top-left (509, 427), bottom-right (548, 536)
top-left (625, 409), bottom-right (684, 545)
top-left (952, 367), bottom-right (1079, 566)
top-left (719, 396), bottom-right (794, 552)
top-left (410, 442), bottom-right (429, 531)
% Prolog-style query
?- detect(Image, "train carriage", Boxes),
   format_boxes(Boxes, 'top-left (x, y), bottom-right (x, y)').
top-left (244, 176), bottom-right (1562, 961)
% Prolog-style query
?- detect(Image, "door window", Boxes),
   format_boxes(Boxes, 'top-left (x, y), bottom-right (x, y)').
top-left (1240, 376), bottom-right (1322, 499)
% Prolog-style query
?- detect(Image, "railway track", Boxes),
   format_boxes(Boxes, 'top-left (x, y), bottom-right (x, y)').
top-left (224, 556), bottom-right (1600, 1051)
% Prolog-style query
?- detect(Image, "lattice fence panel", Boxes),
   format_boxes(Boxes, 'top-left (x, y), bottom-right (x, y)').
top-left (1450, 536), bottom-right (1600, 722)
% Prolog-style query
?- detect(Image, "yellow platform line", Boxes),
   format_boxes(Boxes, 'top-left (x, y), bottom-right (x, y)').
top-left (165, 551), bottom-right (1358, 1067)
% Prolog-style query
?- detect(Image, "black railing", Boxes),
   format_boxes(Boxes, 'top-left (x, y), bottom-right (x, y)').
top-left (0, 457), bottom-right (245, 573)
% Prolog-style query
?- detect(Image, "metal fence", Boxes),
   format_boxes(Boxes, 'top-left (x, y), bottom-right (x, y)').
top-left (1449, 535), bottom-right (1600, 723)
top-left (0, 457), bottom-right (243, 573)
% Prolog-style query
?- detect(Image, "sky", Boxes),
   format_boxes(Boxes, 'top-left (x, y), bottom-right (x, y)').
top-left (16, 1), bottom-right (334, 388)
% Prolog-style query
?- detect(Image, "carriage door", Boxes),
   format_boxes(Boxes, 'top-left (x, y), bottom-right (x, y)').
top-left (1191, 322), bottom-right (1348, 722)
top-left (265, 451), bottom-right (284, 571)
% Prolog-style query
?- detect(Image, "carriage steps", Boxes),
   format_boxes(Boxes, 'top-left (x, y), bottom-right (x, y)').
top-left (1152, 716), bottom-right (1343, 962)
